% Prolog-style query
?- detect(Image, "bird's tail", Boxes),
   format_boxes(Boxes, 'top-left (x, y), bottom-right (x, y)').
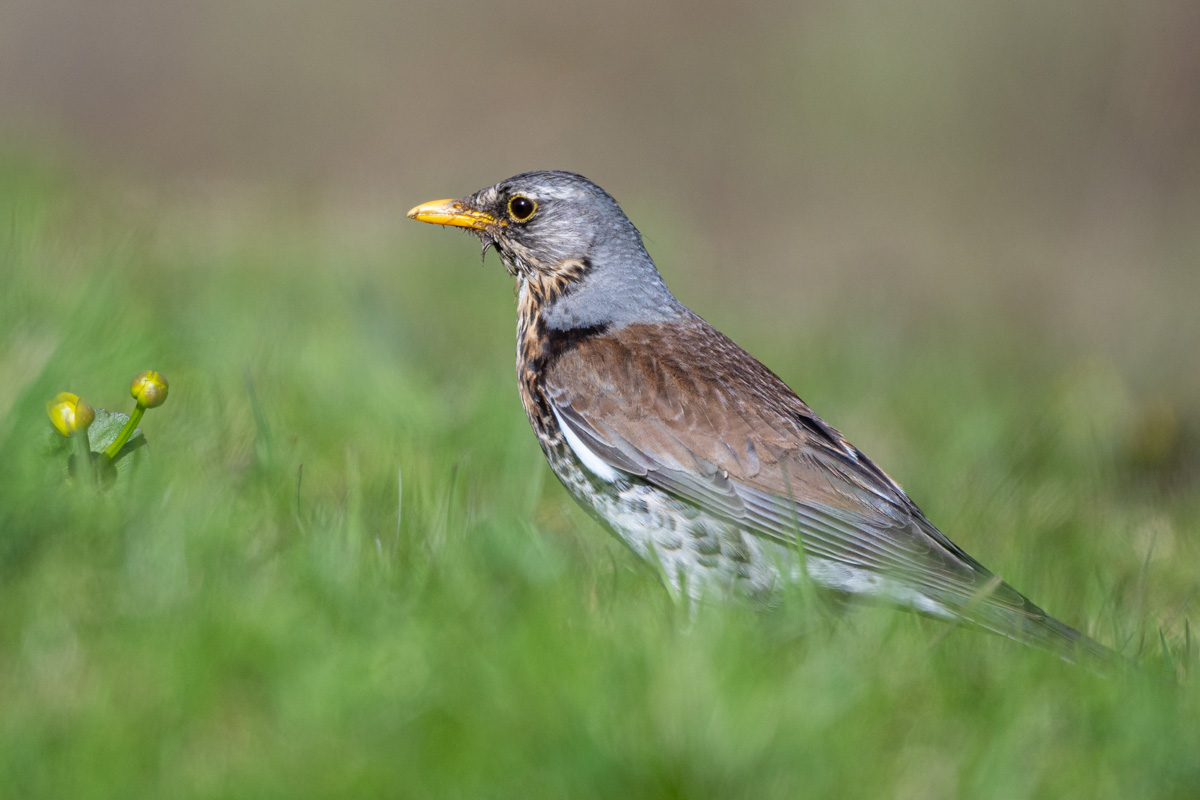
top-left (959, 580), bottom-right (1130, 674)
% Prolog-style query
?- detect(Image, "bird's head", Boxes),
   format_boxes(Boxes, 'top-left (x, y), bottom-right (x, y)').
top-left (408, 171), bottom-right (637, 278)
top-left (408, 171), bottom-right (682, 328)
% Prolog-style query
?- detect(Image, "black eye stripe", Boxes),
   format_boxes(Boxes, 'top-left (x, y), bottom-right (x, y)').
top-left (508, 195), bottom-right (537, 221)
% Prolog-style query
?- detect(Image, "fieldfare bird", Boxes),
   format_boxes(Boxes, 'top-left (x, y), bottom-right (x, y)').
top-left (408, 171), bottom-right (1116, 664)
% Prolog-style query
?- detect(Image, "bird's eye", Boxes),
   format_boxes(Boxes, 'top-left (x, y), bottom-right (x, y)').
top-left (507, 195), bottom-right (537, 221)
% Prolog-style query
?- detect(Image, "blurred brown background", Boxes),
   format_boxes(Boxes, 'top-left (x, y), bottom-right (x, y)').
top-left (3, 0), bottom-right (1198, 394)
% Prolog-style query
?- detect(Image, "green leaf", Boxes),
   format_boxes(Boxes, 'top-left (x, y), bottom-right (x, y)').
top-left (45, 407), bottom-right (148, 489)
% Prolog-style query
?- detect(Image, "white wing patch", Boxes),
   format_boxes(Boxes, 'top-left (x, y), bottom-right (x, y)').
top-left (552, 406), bottom-right (622, 483)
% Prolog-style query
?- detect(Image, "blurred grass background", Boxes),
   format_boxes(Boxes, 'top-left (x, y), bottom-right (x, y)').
top-left (1, 1), bottom-right (1199, 797)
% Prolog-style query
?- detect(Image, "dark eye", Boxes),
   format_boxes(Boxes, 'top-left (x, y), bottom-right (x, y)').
top-left (507, 195), bottom-right (537, 221)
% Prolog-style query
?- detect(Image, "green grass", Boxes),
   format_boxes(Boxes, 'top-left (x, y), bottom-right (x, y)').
top-left (1, 153), bottom-right (1198, 798)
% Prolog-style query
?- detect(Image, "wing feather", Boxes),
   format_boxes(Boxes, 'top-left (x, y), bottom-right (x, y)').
top-left (544, 318), bottom-right (1043, 623)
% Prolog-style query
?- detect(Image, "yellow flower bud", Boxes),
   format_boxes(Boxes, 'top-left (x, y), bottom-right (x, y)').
top-left (46, 392), bottom-right (96, 436)
top-left (131, 370), bottom-right (169, 409)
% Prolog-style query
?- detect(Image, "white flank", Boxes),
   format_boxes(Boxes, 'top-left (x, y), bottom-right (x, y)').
top-left (806, 559), bottom-right (956, 619)
top-left (552, 407), bottom-right (622, 482)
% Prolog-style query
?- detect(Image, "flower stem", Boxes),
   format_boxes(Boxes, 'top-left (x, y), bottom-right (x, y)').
top-left (104, 405), bottom-right (145, 460)
top-left (73, 430), bottom-right (96, 488)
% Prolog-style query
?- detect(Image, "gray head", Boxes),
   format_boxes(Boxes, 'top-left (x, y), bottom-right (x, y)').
top-left (408, 171), bottom-right (685, 330)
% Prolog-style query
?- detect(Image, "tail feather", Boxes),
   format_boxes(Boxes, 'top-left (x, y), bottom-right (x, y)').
top-left (961, 585), bottom-right (1130, 673)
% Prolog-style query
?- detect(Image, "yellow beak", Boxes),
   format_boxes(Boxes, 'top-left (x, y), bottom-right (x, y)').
top-left (406, 199), bottom-right (500, 230)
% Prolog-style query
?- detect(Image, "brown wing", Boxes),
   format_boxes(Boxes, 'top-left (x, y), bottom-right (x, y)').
top-left (543, 316), bottom-right (1049, 625)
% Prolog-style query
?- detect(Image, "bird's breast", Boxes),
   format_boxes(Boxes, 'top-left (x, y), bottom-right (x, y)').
top-left (514, 282), bottom-right (615, 480)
